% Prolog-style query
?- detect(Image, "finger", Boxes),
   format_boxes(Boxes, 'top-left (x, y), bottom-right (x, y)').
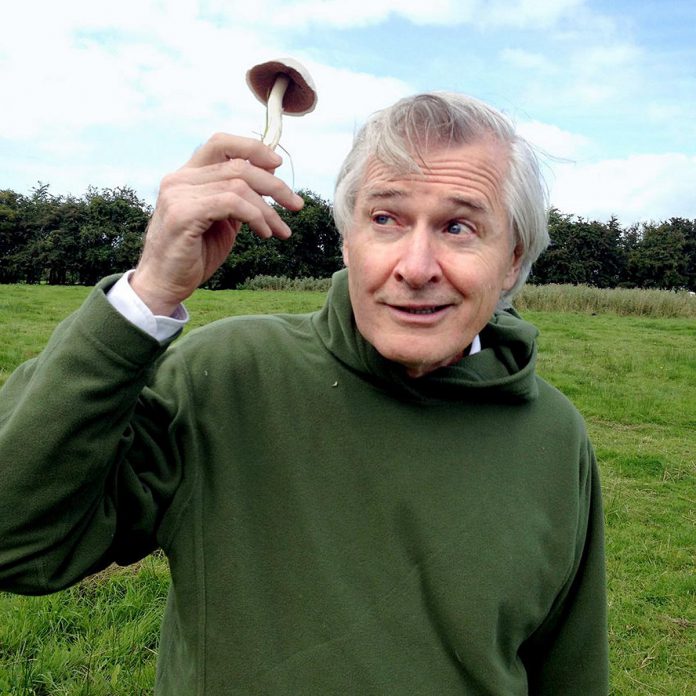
top-left (166, 182), bottom-right (293, 240)
top-left (208, 192), bottom-right (290, 240)
top-left (167, 159), bottom-right (305, 212)
top-left (222, 184), bottom-right (295, 239)
top-left (185, 133), bottom-right (282, 171)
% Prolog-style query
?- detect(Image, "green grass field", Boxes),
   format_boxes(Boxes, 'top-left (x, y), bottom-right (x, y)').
top-left (0, 284), bottom-right (694, 695)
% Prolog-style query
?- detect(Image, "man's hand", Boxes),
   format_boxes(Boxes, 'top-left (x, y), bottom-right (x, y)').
top-left (130, 133), bottom-right (305, 316)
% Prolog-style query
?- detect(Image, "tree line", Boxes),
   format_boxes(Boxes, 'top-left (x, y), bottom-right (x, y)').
top-left (1, 185), bottom-right (694, 291)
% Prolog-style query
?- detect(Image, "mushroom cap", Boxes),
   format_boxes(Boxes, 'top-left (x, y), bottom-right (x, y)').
top-left (246, 57), bottom-right (318, 116)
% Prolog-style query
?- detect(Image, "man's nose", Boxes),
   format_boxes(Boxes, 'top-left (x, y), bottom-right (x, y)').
top-left (393, 226), bottom-right (442, 288)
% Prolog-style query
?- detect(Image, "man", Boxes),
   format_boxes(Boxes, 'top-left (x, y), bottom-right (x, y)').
top-left (0, 93), bottom-right (608, 694)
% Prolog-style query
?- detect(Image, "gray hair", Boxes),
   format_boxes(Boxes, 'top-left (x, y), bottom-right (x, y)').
top-left (333, 92), bottom-right (549, 301)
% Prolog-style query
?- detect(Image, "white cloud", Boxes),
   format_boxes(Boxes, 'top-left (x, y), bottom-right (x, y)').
top-left (500, 49), bottom-right (557, 72)
top-left (516, 39), bottom-right (645, 110)
top-left (2, 152), bottom-right (165, 203)
top-left (548, 154), bottom-right (696, 223)
top-left (271, 0), bottom-right (455, 29)
top-left (0, 0), bottom-right (634, 153)
top-left (517, 121), bottom-right (593, 160)
top-left (0, 1), bottom-right (413, 204)
top-left (0, 3), bottom-right (409, 148)
top-left (201, 0), bottom-right (586, 30)
top-left (481, 0), bottom-right (585, 29)
top-left (201, 0), bottom-right (470, 29)
top-left (573, 44), bottom-right (641, 72)
top-left (300, 63), bottom-right (410, 127)
top-left (566, 43), bottom-right (643, 104)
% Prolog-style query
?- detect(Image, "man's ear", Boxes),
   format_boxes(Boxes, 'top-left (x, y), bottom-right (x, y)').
top-left (342, 238), bottom-right (350, 267)
top-left (503, 242), bottom-right (524, 291)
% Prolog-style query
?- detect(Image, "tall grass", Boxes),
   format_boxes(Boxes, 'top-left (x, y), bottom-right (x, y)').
top-left (0, 557), bottom-right (168, 695)
top-left (239, 275), bottom-right (696, 318)
top-left (517, 283), bottom-right (696, 318)
top-left (238, 275), bottom-right (333, 292)
top-left (0, 282), bottom-right (694, 695)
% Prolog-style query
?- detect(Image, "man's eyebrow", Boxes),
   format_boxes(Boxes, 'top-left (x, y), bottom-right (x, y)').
top-left (363, 188), bottom-right (407, 201)
top-left (446, 195), bottom-right (488, 214)
top-left (363, 189), bottom-right (490, 214)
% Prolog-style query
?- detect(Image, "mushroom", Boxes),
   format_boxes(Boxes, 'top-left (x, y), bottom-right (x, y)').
top-left (246, 57), bottom-right (318, 150)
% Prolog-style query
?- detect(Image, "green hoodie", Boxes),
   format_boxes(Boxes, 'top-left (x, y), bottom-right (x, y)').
top-left (0, 270), bottom-right (608, 695)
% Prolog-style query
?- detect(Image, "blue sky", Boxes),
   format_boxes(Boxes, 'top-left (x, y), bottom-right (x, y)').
top-left (1, 0), bottom-right (695, 224)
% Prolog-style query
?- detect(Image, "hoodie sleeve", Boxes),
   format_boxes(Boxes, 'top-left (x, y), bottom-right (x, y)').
top-left (520, 439), bottom-right (609, 694)
top-left (0, 277), bottom-right (187, 595)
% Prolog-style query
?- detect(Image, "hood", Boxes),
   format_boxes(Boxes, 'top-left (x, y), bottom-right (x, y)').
top-left (311, 269), bottom-right (539, 404)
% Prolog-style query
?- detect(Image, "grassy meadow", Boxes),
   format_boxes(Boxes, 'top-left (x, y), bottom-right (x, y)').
top-left (0, 282), bottom-right (694, 695)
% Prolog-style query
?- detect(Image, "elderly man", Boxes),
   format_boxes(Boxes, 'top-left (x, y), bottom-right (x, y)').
top-left (0, 93), bottom-right (608, 694)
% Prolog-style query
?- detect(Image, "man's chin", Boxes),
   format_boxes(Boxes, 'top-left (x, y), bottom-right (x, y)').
top-left (376, 345), bottom-right (464, 379)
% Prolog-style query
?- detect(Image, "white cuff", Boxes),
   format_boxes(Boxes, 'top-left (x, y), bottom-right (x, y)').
top-left (106, 271), bottom-right (189, 343)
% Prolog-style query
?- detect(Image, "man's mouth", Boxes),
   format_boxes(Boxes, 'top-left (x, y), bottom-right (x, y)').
top-left (400, 306), bottom-right (445, 315)
top-left (387, 303), bottom-right (451, 316)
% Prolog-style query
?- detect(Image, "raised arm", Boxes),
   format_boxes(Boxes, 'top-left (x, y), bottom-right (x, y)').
top-left (0, 134), bottom-right (302, 594)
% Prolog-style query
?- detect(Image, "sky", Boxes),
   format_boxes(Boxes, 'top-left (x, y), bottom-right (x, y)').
top-left (1, 0), bottom-right (695, 225)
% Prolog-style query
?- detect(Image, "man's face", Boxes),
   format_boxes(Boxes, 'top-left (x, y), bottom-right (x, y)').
top-left (342, 136), bottom-right (522, 378)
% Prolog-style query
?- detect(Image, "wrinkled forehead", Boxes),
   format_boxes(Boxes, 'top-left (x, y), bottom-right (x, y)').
top-left (361, 134), bottom-right (509, 182)
top-left (356, 137), bottom-right (511, 209)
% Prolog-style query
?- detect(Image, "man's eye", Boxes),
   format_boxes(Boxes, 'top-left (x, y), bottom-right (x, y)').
top-left (447, 221), bottom-right (473, 235)
top-left (373, 214), bottom-right (393, 225)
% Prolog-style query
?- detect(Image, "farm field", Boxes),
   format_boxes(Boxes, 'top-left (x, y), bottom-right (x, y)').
top-left (0, 283), bottom-right (694, 695)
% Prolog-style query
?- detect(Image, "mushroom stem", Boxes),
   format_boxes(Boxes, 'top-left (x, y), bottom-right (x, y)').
top-left (262, 75), bottom-right (290, 150)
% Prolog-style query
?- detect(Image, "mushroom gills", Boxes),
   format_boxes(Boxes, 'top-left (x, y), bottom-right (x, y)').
top-left (246, 58), bottom-right (318, 151)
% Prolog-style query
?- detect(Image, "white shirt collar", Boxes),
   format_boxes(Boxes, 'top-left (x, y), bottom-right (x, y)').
top-left (469, 334), bottom-right (482, 356)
